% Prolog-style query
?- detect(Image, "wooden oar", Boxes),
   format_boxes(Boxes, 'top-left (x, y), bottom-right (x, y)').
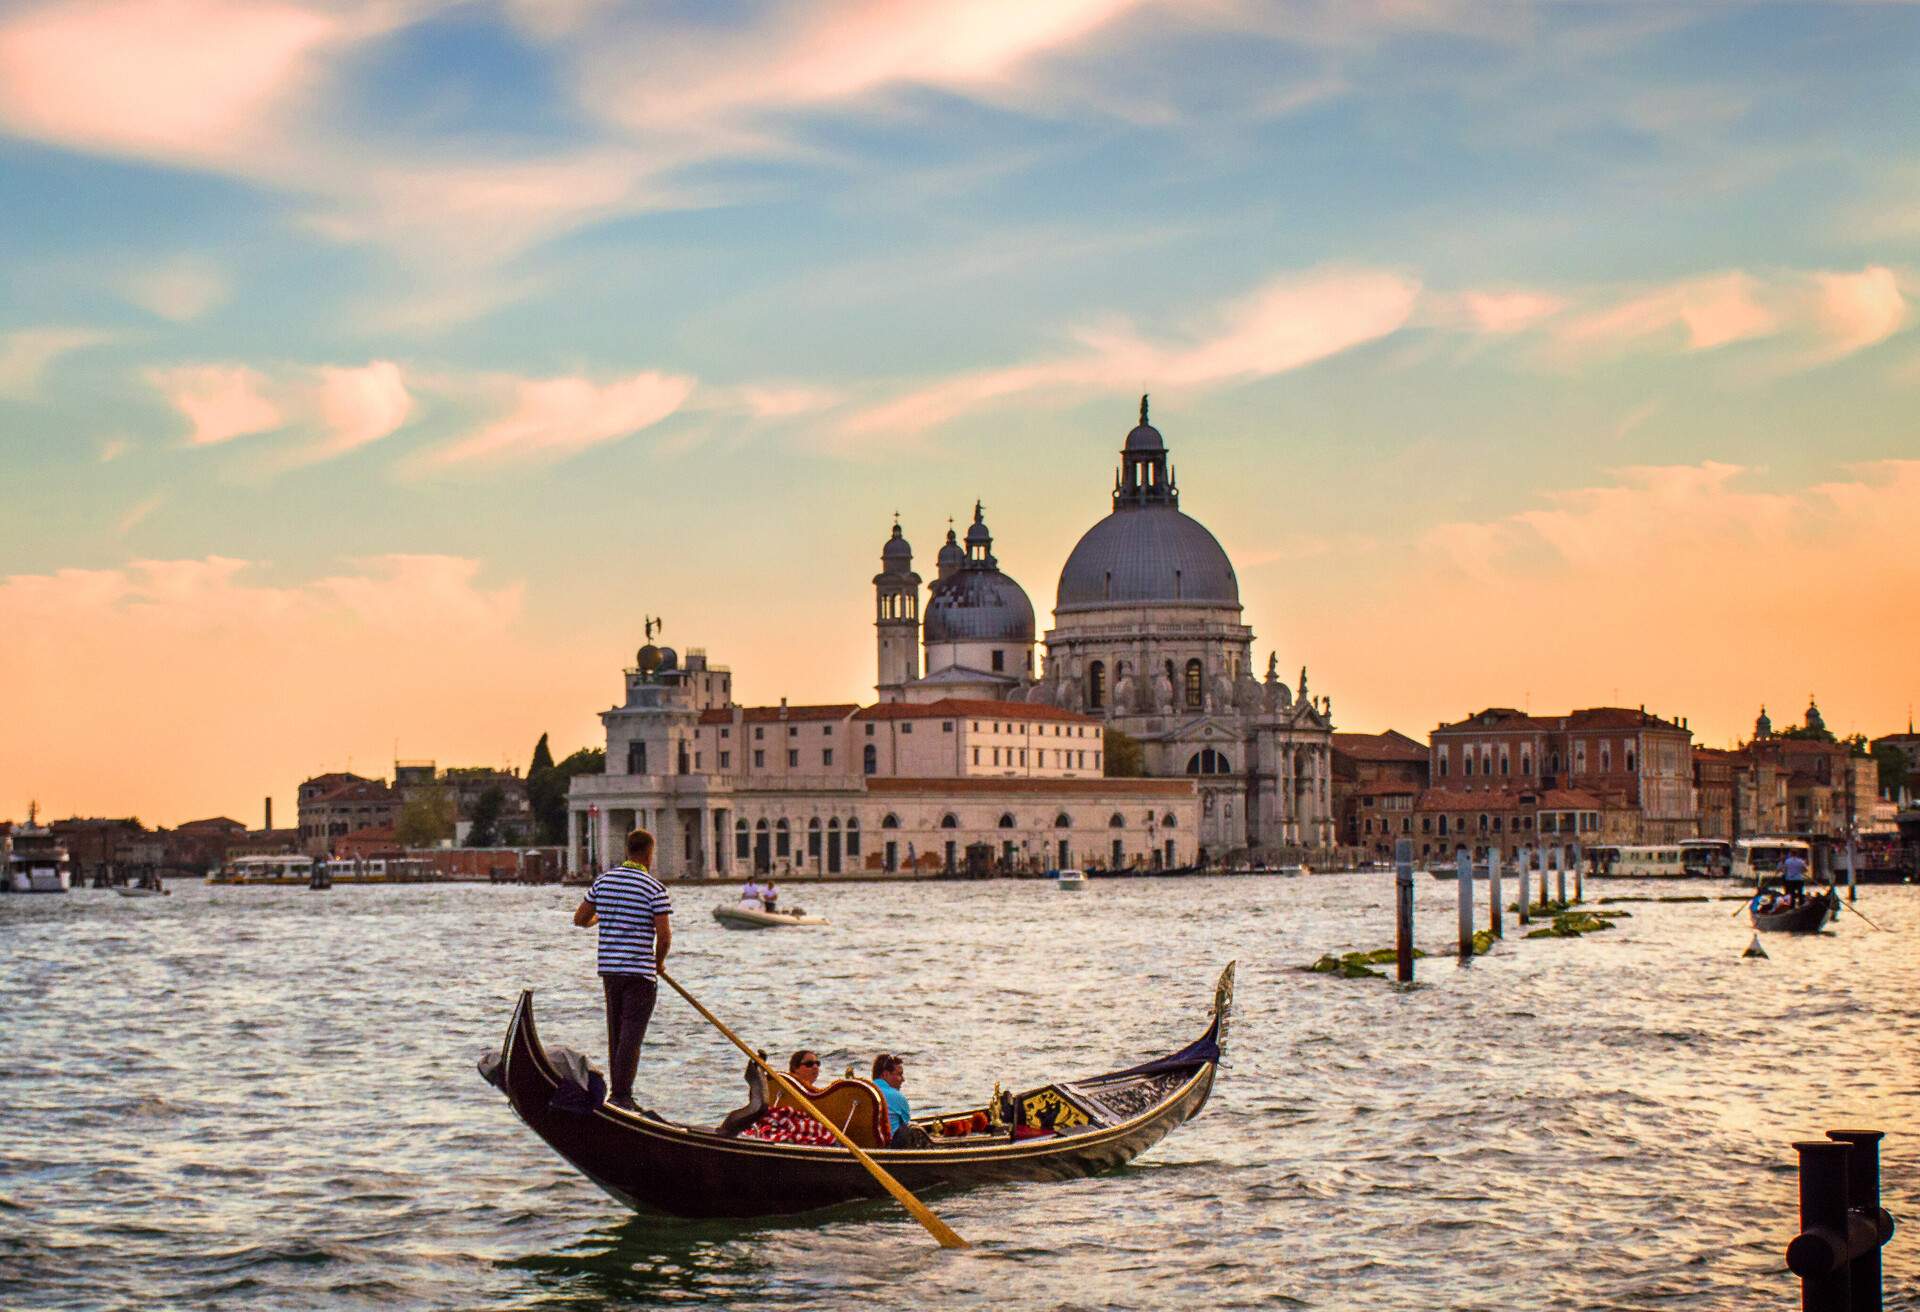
top-left (657, 969), bottom-right (970, 1250)
top-left (1835, 896), bottom-right (1886, 932)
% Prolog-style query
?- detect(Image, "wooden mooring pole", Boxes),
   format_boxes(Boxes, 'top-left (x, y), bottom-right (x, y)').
top-left (1517, 846), bottom-right (1531, 926)
top-left (1394, 838), bottom-right (1415, 983)
top-left (1573, 841), bottom-right (1584, 904)
top-left (1847, 836), bottom-right (1859, 905)
top-left (1456, 847), bottom-right (1474, 962)
top-left (1489, 849), bottom-right (1504, 938)
top-left (1786, 1128), bottom-right (1894, 1312)
top-left (1556, 847), bottom-right (1568, 906)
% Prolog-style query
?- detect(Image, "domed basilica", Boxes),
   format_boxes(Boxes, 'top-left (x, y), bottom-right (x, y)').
top-left (874, 398), bottom-right (1336, 856)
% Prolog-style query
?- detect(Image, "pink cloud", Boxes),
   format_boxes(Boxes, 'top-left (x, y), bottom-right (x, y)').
top-left (309, 361), bottom-right (413, 457)
top-left (844, 267), bottom-right (1419, 436)
top-left (1809, 266), bottom-right (1906, 360)
top-left (0, 0), bottom-right (343, 166)
top-left (0, 325), bottom-right (110, 396)
top-left (150, 364), bottom-right (284, 446)
top-left (1454, 290), bottom-right (1567, 334)
top-left (1561, 271), bottom-right (1778, 351)
top-left (415, 371), bottom-right (696, 470)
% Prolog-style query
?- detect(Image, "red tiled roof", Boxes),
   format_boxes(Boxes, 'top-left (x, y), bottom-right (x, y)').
top-left (854, 698), bottom-right (1098, 724)
top-left (698, 704), bottom-right (859, 725)
top-left (301, 771), bottom-right (368, 790)
top-left (863, 777), bottom-right (1195, 797)
top-left (1435, 708), bottom-right (1549, 732)
top-left (1538, 788), bottom-right (1605, 808)
top-left (1332, 730), bottom-right (1428, 762)
top-left (1560, 706), bottom-right (1688, 732)
top-left (315, 781), bottom-right (399, 804)
top-left (177, 817), bottom-right (246, 832)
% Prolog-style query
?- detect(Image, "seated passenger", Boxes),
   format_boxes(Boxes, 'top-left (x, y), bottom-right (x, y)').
top-left (872, 1052), bottom-right (914, 1147)
top-left (739, 876), bottom-right (764, 907)
top-left (739, 1050), bottom-right (838, 1145)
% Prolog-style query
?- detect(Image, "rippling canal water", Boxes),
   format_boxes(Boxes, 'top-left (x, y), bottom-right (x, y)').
top-left (4, 875), bottom-right (1916, 1310)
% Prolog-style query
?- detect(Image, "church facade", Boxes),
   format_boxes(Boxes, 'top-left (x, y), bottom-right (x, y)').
top-left (566, 399), bottom-right (1334, 877)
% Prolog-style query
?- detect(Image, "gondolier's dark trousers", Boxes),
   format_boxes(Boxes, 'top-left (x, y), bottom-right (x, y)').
top-left (601, 972), bottom-right (658, 1105)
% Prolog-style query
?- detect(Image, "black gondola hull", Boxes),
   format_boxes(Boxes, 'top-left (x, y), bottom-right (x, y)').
top-left (1751, 890), bottom-right (1836, 933)
top-left (490, 978), bottom-right (1225, 1219)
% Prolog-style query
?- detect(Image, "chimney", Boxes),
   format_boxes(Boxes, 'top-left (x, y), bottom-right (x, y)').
top-left (264, 796), bottom-right (273, 830)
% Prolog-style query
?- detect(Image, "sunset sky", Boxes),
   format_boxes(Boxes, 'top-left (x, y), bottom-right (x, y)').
top-left (3, 1), bottom-right (1917, 826)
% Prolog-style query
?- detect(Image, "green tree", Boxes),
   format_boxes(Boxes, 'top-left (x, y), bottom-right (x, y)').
top-left (526, 732), bottom-right (565, 845)
top-left (1779, 722), bottom-right (1837, 744)
top-left (558, 747), bottom-right (605, 776)
top-left (466, 785), bottom-right (506, 848)
top-left (395, 786), bottom-right (455, 847)
top-left (1103, 727), bottom-right (1145, 778)
top-left (1872, 742), bottom-right (1910, 800)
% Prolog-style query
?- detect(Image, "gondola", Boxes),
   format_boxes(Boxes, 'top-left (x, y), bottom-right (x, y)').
top-left (480, 962), bottom-right (1233, 1219)
top-left (1750, 887), bottom-right (1837, 933)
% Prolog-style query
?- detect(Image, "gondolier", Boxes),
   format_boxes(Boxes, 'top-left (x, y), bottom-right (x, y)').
top-left (573, 828), bottom-right (673, 1111)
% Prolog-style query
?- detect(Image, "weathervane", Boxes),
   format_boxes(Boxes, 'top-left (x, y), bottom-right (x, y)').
top-left (644, 615), bottom-right (662, 641)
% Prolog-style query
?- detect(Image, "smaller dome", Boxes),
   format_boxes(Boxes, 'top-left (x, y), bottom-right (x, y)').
top-left (636, 644), bottom-right (663, 674)
top-left (881, 521), bottom-right (912, 566)
top-left (1124, 393), bottom-right (1163, 452)
top-left (937, 530), bottom-right (963, 569)
top-left (656, 646), bottom-right (679, 671)
top-left (964, 500), bottom-right (991, 547)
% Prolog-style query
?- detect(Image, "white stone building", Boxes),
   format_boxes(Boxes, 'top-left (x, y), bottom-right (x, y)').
top-left (566, 398), bottom-right (1333, 876)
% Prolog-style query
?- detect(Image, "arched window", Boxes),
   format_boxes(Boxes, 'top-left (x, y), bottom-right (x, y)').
top-left (863, 743), bottom-right (877, 775)
top-left (1162, 812), bottom-right (1177, 828)
top-left (755, 819), bottom-right (768, 830)
top-left (1088, 660), bottom-right (1106, 710)
top-left (845, 817), bottom-right (860, 856)
top-left (775, 818), bottom-right (791, 857)
top-left (1184, 659), bottom-right (1203, 709)
top-left (1054, 813), bottom-right (1071, 828)
top-left (997, 813), bottom-right (1016, 829)
top-left (1521, 751), bottom-right (1532, 775)
top-left (1109, 812), bottom-right (1125, 828)
top-left (1185, 748), bottom-right (1230, 775)
top-left (828, 817), bottom-right (840, 829)
top-left (940, 814), bottom-right (958, 829)
top-left (734, 818), bottom-right (750, 859)
top-left (881, 813), bottom-right (899, 829)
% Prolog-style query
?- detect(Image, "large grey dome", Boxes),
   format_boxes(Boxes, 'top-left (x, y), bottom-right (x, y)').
top-left (924, 568), bottom-right (1036, 643)
top-left (1056, 506), bottom-right (1239, 612)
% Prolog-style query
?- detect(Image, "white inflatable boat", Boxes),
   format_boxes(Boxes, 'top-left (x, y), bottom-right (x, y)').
top-left (711, 902), bottom-right (830, 930)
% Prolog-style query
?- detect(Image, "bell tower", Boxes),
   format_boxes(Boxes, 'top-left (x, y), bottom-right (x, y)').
top-left (874, 517), bottom-right (921, 702)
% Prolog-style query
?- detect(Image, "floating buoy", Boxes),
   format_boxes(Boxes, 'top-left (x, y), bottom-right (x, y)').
top-left (1743, 934), bottom-right (1768, 960)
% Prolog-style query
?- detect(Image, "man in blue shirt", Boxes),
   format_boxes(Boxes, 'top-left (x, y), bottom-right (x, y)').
top-left (573, 828), bottom-right (673, 1111)
top-left (872, 1053), bottom-right (912, 1146)
top-left (1781, 852), bottom-right (1808, 903)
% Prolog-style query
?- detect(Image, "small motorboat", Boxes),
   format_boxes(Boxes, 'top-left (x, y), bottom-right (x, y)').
top-left (1056, 868), bottom-right (1088, 891)
top-left (1750, 887), bottom-right (1838, 934)
top-left (1275, 864), bottom-right (1309, 878)
top-left (711, 902), bottom-right (829, 930)
top-left (113, 884), bottom-right (169, 898)
top-left (479, 963), bottom-right (1233, 1219)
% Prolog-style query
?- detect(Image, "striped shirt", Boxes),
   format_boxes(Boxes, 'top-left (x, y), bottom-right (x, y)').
top-left (587, 862), bottom-right (673, 978)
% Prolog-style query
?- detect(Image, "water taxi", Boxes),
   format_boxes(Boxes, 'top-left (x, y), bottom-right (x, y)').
top-left (210, 854), bottom-right (318, 885)
top-left (4, 807), bottom-right (72, 893)
top-left (1732, 838), bottom-right (1812, 885)
top-left (1608, 840), bottom-right (1730, 879)
top-left (1056, 868), bottom-right (1088, 891)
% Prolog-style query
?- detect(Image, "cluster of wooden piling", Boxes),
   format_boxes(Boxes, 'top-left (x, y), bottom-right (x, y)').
top-left (1391, 838), bottom-right (1601, 983)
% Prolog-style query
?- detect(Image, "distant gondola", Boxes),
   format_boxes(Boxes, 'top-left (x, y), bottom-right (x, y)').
top-left (480, 963), bottom-right (1233, 1219)
top-left (1750, 887), bottom-right (1837, 934)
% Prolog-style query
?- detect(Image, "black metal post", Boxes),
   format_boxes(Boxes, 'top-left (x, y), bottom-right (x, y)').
top-left (1827, 1130), bottom-right (1892, 1312)
top-left (1789, 1139), bottom-right (1853, 1312)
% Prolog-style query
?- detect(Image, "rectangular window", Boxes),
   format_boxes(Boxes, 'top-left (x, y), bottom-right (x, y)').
top-left (865, 723), bottom-right (875, 736)
top-left (822, 750), bottom-right (833, 766)
top-left (902, 722), bottom-right (914, 734)
top-left (789, 726), bottom-right (798, 737)
top-left (720, 728), bottom-right (730, 739)
top-left (754, 727), bottom-right (764, 740)
top-left (719, 752), bottom-right (730, 769)
top-left (1094, 752), bottom-right (1102, 769)
top-left (1019, 749), bottom-right (1027, 766)
top-left (992, 748), bottom-right (1001, 765)
top-left (694, 752), bottom-right (702, 769)
top-left (823, 725), bottom-right (833, 735)
top-left (972, 747), bottom-right (980, 765)
top-left (991, 649), bottom-right (1005, 672)
top-left (942, 721), bottom-right (953, 732)
top-left (753, 750), bottom-right (764, 768)
top-left (972, 721), bottom-right (980, 731)
top-left (787, 750), bottom-right (798, 767)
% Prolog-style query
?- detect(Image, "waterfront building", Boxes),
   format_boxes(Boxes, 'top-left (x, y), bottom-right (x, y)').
top-left (566, 400), bottom-right (1340, 875)
top-left (1330, 731), bottom-right (1428, 859)
top-left (1413, 704), bottom-right (1698, 860)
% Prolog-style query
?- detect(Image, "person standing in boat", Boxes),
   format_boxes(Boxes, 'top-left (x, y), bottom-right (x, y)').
top-left (573, 827), bottom-right (673, 1111)
top-left (1780, 851), bottom-right (1808, 905)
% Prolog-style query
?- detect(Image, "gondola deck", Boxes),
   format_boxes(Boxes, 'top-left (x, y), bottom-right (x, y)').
top-left (482, 963), bottom-right (1233, 1219)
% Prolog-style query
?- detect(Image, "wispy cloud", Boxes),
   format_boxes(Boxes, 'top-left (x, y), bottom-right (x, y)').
top-left (409, 370), bottom-right (696, 471)
top-left (115, 492), bottom-right (165, 537)
top-left (122, 259), bottom-right (228, 322)
top-left (0, 326), bottom-right (111, 396)
top-left (149, 364), bottom-right (284, 446)
top-left (845, 267), bottom-right (1421, 436)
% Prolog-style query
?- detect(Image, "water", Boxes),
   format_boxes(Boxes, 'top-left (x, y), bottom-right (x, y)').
top-left (3, 875), bottom-right (1915, 1310)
